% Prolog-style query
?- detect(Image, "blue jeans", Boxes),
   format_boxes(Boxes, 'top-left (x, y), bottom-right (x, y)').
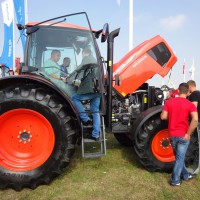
top-left (72, 93), bottom-right (101, 138)
top-left (170, 137), bottom-right (190, 184)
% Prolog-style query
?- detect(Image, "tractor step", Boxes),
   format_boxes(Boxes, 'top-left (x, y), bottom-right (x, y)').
top-left (83, 152), bottom-right (106, 158)
top-left (81, 116), bottom-right (106, 158)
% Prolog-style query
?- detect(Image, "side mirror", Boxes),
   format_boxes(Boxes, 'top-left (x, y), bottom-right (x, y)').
top-left (101, 23), bottom-right (109, 43)
top-left (17, 23), bottom-right (25, 30)
top-left (114, 74), bottom-right (121, 86)
top-left (26, 26), bottom-right (40, 35)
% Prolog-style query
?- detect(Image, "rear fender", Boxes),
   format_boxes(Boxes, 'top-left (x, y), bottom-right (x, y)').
top-left (130, 105), bottom-right (163, 140)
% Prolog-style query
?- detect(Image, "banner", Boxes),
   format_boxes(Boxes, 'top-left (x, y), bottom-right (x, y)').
top-left (0, 0), bottom-right (14, 69)
top-left (13, 0), bottom-right (26, 51)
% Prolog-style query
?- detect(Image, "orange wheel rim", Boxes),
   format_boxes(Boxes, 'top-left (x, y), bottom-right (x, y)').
top-left (152, 129), bottom-right (175, 162)
top-left (0, 109), bottom-right (55, 171)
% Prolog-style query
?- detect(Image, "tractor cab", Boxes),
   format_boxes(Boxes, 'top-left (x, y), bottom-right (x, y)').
top-left (21, 12), bottom-right (108, 97)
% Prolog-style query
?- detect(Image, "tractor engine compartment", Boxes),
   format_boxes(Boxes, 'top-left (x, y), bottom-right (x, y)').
top-left (112, 83), bottom-right (165, 133)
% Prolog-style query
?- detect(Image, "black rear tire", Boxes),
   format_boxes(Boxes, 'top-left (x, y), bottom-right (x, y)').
top-left (0, 85), bottom-right (78, 191)
top-left (185, 130), bottom-right (199, 168)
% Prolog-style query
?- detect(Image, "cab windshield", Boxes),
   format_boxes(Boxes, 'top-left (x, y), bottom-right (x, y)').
top-left (26, 13), bottom-right (100, 96)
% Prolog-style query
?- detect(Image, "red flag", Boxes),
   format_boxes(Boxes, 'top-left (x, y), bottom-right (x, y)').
top-left (182, 61), bottom-right (185, 74)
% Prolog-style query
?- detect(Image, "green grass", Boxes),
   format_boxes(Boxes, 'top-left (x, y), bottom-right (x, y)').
top-left (1, 133), bottom-right (200, 200)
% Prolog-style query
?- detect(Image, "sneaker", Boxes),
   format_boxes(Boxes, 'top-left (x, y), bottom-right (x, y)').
top-left (82, 118), bottom-right (93, 126)
top-left (183, 173), bottom-right (195, 181)
top-left (87, 135), bottom-right (99, 141)
top-left (170, 182), bottom-right (181, 186)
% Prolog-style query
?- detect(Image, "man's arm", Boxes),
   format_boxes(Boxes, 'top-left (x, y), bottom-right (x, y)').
top-left (192, 101), bottom-right (198, 107)
top-left (160, 110), bottom-right (168, 120)
top-left (184, 111), bottom-right (198, 140)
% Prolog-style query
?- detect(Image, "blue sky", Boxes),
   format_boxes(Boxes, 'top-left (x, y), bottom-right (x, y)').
top-left (0, 0), bottom-right (200, 88)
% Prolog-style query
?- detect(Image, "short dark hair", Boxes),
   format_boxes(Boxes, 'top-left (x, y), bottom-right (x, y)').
top-left (187, 80), bottom-right (196, 87)
top-left (51, 49), bottom-right (60, 56)
top-left (63, 57), bottom-right (70, 62)
top-left (178, 82), bottom-right (189, 94)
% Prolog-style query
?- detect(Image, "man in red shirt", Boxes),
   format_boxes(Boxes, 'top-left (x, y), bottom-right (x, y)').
top-left (161, 82), bottom-right (198, 186)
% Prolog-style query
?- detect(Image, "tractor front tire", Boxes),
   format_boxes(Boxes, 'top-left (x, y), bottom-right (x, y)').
top-left (133, 114), bottom-right (174, 172)
top-left (0, 85), bottom-right (77, 191)
top-left (133, 114), bottom-right (197, 172)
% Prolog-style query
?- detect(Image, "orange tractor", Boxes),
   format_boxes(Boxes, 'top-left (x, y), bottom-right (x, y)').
top-left (0, 12), bottom-right (198, 191)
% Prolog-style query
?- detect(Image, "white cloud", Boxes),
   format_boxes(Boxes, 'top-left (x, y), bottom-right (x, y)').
top-left (160, 14), bottom-right (187, 31)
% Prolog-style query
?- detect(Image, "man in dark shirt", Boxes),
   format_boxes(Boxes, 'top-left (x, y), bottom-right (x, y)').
top-left (71, 48), bottom-right (101, 141)
top-left (187, 80), bottom-right (200, 122)
top-left (187, 80), bottom-right (200, 174)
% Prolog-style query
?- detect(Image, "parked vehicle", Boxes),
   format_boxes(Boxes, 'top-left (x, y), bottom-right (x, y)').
top-left (0, 12), bottom-right (198, 191)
